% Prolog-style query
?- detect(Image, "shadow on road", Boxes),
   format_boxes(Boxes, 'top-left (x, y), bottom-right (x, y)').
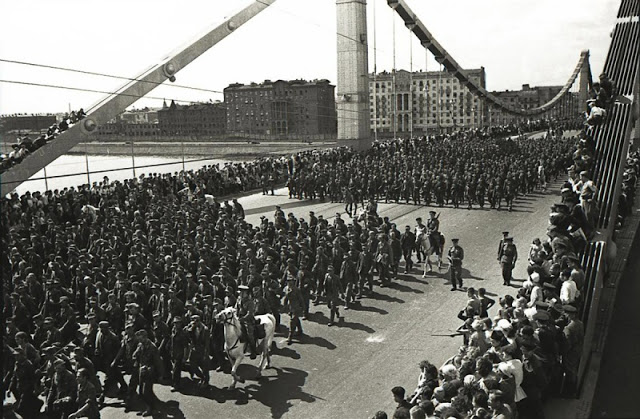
top-left (399, 274), bottom-right (431, 285)
top-left (367, 291), bottom-right (405, 304)
top-left (272, 345), bottom-right (302, 359)
top-left (309, 310), bottom-right (375, 334)
top-left (240, 366), bottom-right (319, 418)
top-left (385, 279), bottom-right (424, 294)
top-left (156, 400), bottom-right (187, 419)
top-left (460, 268), bottom-right (486, 281)
top-left (349, 302), bottom-right (389, 315)
top-left (297, 333), bottom-right (337, 350)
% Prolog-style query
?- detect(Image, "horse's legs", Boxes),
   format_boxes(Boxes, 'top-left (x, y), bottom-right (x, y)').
top-left (229, 356), bottom-right (244, 388)
top-left (257, 341), bottom-right (267, 376)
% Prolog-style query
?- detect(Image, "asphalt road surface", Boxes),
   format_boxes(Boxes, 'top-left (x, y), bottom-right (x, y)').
top-left (99, 182), bottom-right (563, 419)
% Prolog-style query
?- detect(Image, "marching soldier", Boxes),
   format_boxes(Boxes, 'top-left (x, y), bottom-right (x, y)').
top-left (400, 226), bottom-right (416, 273)
top-left (68, 368), bottom-right (100, 419)
top-left (283, 277), bottom-right (305, 345)
top-left (152, 311), bottom-right (171, 382)
top-left (169, 317), bottom-right (189, 391)
top-left (95, 321), bottom-right (126, 396)
top-left (324, 265), bottom-right (343, 326)
top-left (447, 238), bottom-right (464, 291)
top-left (9, 349), bottom-right (41, 418)
top-left (47, 359), bottom-right (77, 419)
top-left (185, 315), bottom-right (210, 387)
top-left (132, 329), bottom-right (161, 417)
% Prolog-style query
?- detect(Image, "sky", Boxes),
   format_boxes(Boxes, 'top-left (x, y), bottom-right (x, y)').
top-left (0, 0), bottom-right (620, 115)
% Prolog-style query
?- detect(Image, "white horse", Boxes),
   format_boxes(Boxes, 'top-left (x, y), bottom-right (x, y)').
top-left (416, 232), bottom-right (444, 277)
top-left (215, 307), bottom-right (276, 389)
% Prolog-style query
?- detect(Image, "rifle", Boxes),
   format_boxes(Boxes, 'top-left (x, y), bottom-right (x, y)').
top-left (430, 330), bottom-right (465, 337)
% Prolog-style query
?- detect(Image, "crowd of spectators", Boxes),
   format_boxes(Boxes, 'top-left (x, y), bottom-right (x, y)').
top-left (0, 109), bottom-right (86, 174)
top-left (617, 151), bottom-right (640, 228)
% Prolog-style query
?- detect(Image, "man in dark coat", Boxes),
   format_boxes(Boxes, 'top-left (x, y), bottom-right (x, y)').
top-left (324, 265), bottom-right (343, 326)
top-left (9, 350), bottom-right (42, 418)
top-left (283, 277), bottom-right (305, 345)
top-left (447, 238), bottom-right (464, 291)
top-left (169, 317), bottom-right (189, 390)
top-left (186, 314), bottom-right (210, 387)
top-left (400, 226), bottom-right (416, 273)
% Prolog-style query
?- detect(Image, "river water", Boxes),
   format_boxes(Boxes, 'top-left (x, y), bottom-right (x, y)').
top-left (12, 154), bottom-right (234, 195)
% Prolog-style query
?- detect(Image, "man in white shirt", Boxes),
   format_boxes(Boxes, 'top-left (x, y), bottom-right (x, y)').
top-left (560, 270), bottom-right (578, 305)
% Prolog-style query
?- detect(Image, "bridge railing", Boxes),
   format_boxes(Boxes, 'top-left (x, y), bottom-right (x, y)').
top-left (577, 240), bottom-right (606, 389)
top-left (576, 0), bottom-right (639, 395)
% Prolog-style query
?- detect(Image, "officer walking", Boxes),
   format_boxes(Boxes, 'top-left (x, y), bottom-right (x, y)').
top-left (447, 238), bottom-right (465, 291)
top-left (500, 237), bottom-right (518, 286)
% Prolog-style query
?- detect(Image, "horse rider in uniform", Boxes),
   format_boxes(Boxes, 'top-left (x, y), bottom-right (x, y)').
top-left (235, 285), bottom-right (257, 359)
top-left (447, 238), bottom-right (464, 291)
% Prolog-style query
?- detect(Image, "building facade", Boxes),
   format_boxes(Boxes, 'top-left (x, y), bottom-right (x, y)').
top-left (157, 101), bottom-right (227, 136)
top-left (0, 114), bottom-right (57, 134)
top-left (224, 79), bottom-right (337, 137)
top-left (369, 68), bottom-right (487, 136)
top-left (488, 84), bottom-right (582, 126)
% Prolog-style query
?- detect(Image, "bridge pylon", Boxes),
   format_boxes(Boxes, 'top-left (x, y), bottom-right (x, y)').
top-left (336, 0), bottom-right (371, 149)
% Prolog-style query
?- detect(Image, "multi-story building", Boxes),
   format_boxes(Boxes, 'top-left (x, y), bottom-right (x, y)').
top-left (157, 101), bottom-right (227, 136)
top-left (119, 108), bottom-right (159, 124)
top-left (369, 68), bottom-right (487, 136)
top-left (0, 114), bottom-right (57, 134)
top-left (224, 79), bottom-right (337, 136)
top-left (96, 107), bottom-right (161, 137)
top-left (488, 84), bottom-right (582, 126)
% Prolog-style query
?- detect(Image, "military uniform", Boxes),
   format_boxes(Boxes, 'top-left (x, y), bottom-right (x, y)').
top-left (47, 365), bottom-right (77, 419)
top-left (132, 335), bottom-right (161, 416)
top-left (10, 356), bottom-right (41, 418)
top-left (169, 319), bottom-right (189, 389)
top-left (74, 379), bottom-right (100, 419)
top-left (283, 280), bottom-right (305, 344)
top-left (186, 318), bottom-right (210, 385)
top-left (324, 269), bottom-right (342, 326)
top-left (500, 238), bottom-right (518, 286)
top-left (448, 240), bottom-right (464, 290)
top-left (235, 289), bottom-right (257, 358)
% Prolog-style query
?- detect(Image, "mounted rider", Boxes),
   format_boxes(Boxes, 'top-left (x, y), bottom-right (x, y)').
top-left (235, 285), bottom-right (257, 359)
top-left (426, 211), bottom-right (442, 255)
